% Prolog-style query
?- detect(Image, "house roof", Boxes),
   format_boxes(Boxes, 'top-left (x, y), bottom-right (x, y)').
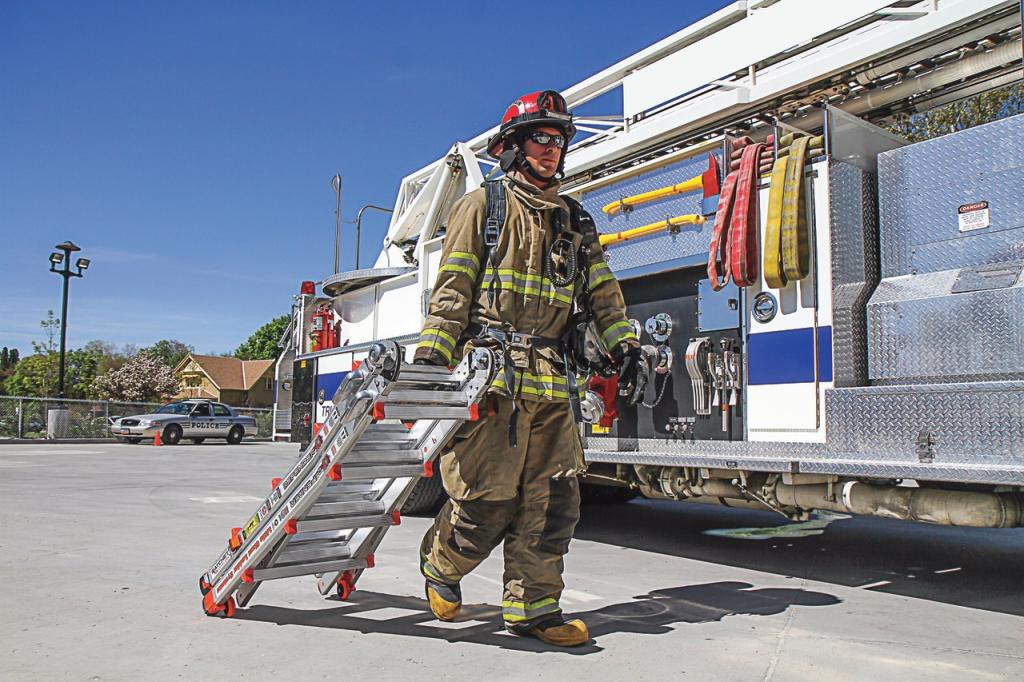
top-left (177, 354), bottom-right (275, 391)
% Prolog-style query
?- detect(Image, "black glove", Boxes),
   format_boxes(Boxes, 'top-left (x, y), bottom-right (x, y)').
top-left (612, 344), bottom-right (649, 405)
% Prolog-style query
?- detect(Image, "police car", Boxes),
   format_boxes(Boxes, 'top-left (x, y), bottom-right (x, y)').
top-left (110, 400), bottom-right (259, 445)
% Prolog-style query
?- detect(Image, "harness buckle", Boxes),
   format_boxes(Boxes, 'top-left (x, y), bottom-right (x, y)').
top-left (507, 331), bottom-right (531, 348)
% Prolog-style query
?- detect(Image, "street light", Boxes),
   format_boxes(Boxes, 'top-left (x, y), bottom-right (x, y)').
top-left (48, 241), bottom-right (89, 400)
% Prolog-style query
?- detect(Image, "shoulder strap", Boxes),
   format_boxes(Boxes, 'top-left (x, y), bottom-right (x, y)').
top-left (562, 196), bottom-right (599, 248)
top-left (484, 179), bottom-right (506, 249)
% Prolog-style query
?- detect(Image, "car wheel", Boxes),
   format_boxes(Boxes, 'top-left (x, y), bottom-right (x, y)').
top-left (163, 424), bottom-right (183, 446)
top-left (190, 438), bottom-right (205, 445)
top-left (226, 426), bottom-right (244, 445)
top-left (127, 438), bottom-right (142, 445)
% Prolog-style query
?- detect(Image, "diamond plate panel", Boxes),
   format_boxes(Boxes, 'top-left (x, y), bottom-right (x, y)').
top-left (579, 151), bottom-right (722, 275)
top-left (826, 382), bottom-right (1024, 465)
top-left (829, 161), bottom-right (878, 388)
top-left (878, 113), bottom-right (1024, 278)
top-left (867, 269), bottom-right (1024, 382)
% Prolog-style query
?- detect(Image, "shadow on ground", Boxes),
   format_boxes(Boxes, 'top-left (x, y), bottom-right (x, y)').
top-left (237, 580), bottom-right (838, 654)
top-left (576, 498), bottom-right (1024, 616)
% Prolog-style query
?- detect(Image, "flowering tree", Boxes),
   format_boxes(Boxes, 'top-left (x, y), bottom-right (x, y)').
top-left (92, 351), bottom-right (180, 402)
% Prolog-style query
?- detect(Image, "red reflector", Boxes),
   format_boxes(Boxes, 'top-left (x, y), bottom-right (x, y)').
top-left (422, 461), bottom-right (433, 478)
top-left (391, 510), bottom-right (401, 525)
top-left (327, 464), bottom-right (342, 481)
top-left (241, 568), bottom-right (254, 584)
top-left (402, 421), bottom-right (414, 430)
top-left (284, 519), bottom-right (298, 535)
top-left (468, 403), bottom-right (479, 421)
top-left (313, 422), bottom-right (324, 436)
top-left (271, 477), bottom-right (282, 489)
top-left (229, 528), bottom-right (243, 550)
top-left (372, 403), bottom-right (386, 420)
top-left (300, 280), bottom-right (316, 295)
top-left (365, 553), bottom-right (375, 568)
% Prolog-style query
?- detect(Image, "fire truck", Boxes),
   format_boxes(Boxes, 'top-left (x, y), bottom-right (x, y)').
top-left (273, 0), bottom-right (1024, 524)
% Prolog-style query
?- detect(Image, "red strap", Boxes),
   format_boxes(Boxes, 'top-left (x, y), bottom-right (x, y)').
top-left (707, 143), bottom-right (763, 291)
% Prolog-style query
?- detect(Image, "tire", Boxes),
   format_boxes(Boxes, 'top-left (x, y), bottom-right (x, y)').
top-left (401, 474), bottom-right (447, 516)
top-left (127, 438), bottom-right (142, 445)
top-left (190, 438), bottom-right (205, 445)
top-left (226, 425), bottom-right (244, 445)
top-left (162, 424), bottom-right (183, 446)
top-left (580, 481), bottom-right (638, 505)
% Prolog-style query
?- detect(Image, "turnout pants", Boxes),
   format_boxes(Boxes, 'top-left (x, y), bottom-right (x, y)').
top-left (420, 394), bottom-right (585, 628)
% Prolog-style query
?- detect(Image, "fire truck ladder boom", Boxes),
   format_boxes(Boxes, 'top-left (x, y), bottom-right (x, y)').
top-left (199, 340), bottom-right (497, 617)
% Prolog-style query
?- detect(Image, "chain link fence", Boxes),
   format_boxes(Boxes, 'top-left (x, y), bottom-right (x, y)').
top-left (0, 396), bottom-right (273, 440)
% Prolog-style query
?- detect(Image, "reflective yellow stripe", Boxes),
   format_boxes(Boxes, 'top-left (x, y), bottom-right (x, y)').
top-left (448, 250), bottom-right (480, 268)
top-left (589, 261), bottom-right (616, 288)
top-left (492, 372), bottom-right (581, 400)
top-left (439, 263), bottom-right (477, 278)
top-left (481, 267), bottom-right (574, 304)
top-left (420, 328), bottom-right (456, 350)
top-left (600, 320), bottom-right (636, 346)
top-left (417, 329), bottom-right (456, 363)
top-left (501, 598), bottom-right (561, 622)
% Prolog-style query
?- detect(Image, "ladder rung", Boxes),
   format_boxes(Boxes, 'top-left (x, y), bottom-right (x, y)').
top-left (309, 500), bottom-right (385, 517)
top-left (396, 365), bottom-right (455, 379)
top-left (277, 542), bottom-right (352, 564)
top-left (375, 404), bottom-right (477, 421)
top-left (341, 463), bottom-right (427, 480)
top-left (344, 450), bottom-right (423, 465)
top-left (295, 512), bottom-right (397, 533)
top-left (363, 423), bottom-right (417, 435)
top-left (351, 438), bottom-right (418, 451)
top-left (385, 389), bottom-right (468, 404)
top-left (254, 556), bottom-right (371, 581)
top-left (316, 490), bottom-right (380, 503)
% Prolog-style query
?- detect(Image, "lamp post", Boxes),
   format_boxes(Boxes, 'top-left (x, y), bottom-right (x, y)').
top-left (48, 241), bottom-right (90, 400)
top-left (331, 173), bottom-right (342, 274)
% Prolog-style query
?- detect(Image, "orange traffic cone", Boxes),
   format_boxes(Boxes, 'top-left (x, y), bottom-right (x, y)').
top-left (153, 430), bottom-right (162, 447)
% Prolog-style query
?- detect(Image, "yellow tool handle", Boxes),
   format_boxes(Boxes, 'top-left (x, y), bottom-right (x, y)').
top-left (599, 214), bottom-right (704, 247)
top-left (602, 175), bottom-right (704, 216)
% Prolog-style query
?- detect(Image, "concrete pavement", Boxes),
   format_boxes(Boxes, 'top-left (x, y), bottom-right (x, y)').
top-left (1, 441), bottom-right (1021, 680)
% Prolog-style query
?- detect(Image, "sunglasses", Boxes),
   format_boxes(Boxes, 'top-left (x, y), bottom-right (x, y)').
top-left (528, 131), bottom-right (566, 149)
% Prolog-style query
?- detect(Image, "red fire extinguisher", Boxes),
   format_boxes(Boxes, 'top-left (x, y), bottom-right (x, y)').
top-left (588, 374), bottom-right (619, 428)
top-left (310, 303), bottom-right (339, 352)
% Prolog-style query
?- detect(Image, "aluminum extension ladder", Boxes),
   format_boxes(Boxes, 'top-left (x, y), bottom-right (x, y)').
top-left (199, 341), bottom-right (497, 618)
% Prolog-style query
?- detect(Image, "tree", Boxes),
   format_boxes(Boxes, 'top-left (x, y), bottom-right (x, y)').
top-left (4, 353), bottom-right (58, 397)
top-left (92, 351), bottom-right (180, 402)
top-left (886, 82), bottom-right (1024, 142)
top-left (145, 339), bottom-right (194, 368)
top-left (235, 315), bottom-right (290, 360)
top-left (34, 310), bottom-right (60, 355)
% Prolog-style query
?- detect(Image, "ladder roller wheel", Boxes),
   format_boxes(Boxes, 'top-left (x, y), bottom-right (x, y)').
top-left (203, 595), bottom-right (236, 619)
top-left (336, 571), bottom-right (356, 601)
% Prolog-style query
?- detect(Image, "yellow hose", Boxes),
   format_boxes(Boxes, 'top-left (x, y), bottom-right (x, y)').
top-left (599, 214), bottom-right (705, 247)
top-left (602, 175), bottom-right (704, 216)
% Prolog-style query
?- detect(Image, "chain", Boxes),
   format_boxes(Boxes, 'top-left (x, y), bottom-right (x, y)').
top-left (641, 370), bottom-right (670, 409)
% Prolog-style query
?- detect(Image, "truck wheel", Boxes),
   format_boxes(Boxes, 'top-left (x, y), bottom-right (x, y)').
top-left (580, 482), bottom-right (638, 505)
top-left (401, 474), bottom-right (447, 516)
top-left (190, 438), bottom-right (205, 445)
top-left (127, 438), bottom-right (142, 445)
top-left (226, 426), bottom-right (244, 445)
top-left (162, 424), bottom-right (183, 446)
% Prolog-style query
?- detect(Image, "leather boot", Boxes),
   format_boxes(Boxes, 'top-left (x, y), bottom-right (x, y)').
top-left (424, 579), bottom-right (462, 622)
top-left (510, 617), bottom-right (589, 647)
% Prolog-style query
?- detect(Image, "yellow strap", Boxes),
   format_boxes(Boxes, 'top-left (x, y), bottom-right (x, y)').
top-left (763, 155), bottom-right (789, 289)
top-left (781, 136), bottom-right (811, 282)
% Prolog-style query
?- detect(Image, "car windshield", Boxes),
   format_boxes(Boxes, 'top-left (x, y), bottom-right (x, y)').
top-left (156, 403), bottom-right (193, 415)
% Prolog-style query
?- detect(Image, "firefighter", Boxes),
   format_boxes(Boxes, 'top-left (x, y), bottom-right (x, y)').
top-left (413, 90), bottom-right (646, 647)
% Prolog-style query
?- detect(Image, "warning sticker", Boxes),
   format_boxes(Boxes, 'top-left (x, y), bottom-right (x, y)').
top-left (958, 201), bottom-right (990, 232)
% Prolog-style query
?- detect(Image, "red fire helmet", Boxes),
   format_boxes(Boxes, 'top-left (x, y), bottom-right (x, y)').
top-left (486, 90), bottom-right (577, 158)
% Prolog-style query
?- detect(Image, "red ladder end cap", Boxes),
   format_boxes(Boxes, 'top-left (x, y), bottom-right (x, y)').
top-left (365, 553), bottom-right (375, 568)
top-left (391, 510), bottom-right (401, 525)
top-left (241, 568), bottom-right (254, 584)
top-left (468, 403), bottom-right (479, 421)
top-left (271, 477), bottom-right (282, 489)
top-left (284, 519), bottom-right (298, 535)
top-left (327, 464), bottom-right (343, 481)
top-left (352, 360), bottom-right (362, 370)
top-left (229, 528), bottom-right (243, 550)
top-left (372, 402), bottom-right (386, 421)
top-left (422, 461), bottom-right (433, 478)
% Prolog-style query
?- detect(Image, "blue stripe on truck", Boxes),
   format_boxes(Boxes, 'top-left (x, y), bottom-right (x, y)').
top-left (316, 371), bottom-right (349, 404)
top-left (747, 326), bottom-right (832, 385)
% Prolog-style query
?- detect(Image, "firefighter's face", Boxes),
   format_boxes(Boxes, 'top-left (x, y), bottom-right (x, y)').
top-left (522, 125), bottom-right (564, 178)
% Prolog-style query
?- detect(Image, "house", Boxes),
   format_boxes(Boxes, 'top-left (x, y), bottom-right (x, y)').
top-left (173, 354), bottom-right (276, 407)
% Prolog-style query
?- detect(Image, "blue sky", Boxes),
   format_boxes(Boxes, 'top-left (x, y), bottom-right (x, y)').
top-left (1, 0), bottom-right (729, 356)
